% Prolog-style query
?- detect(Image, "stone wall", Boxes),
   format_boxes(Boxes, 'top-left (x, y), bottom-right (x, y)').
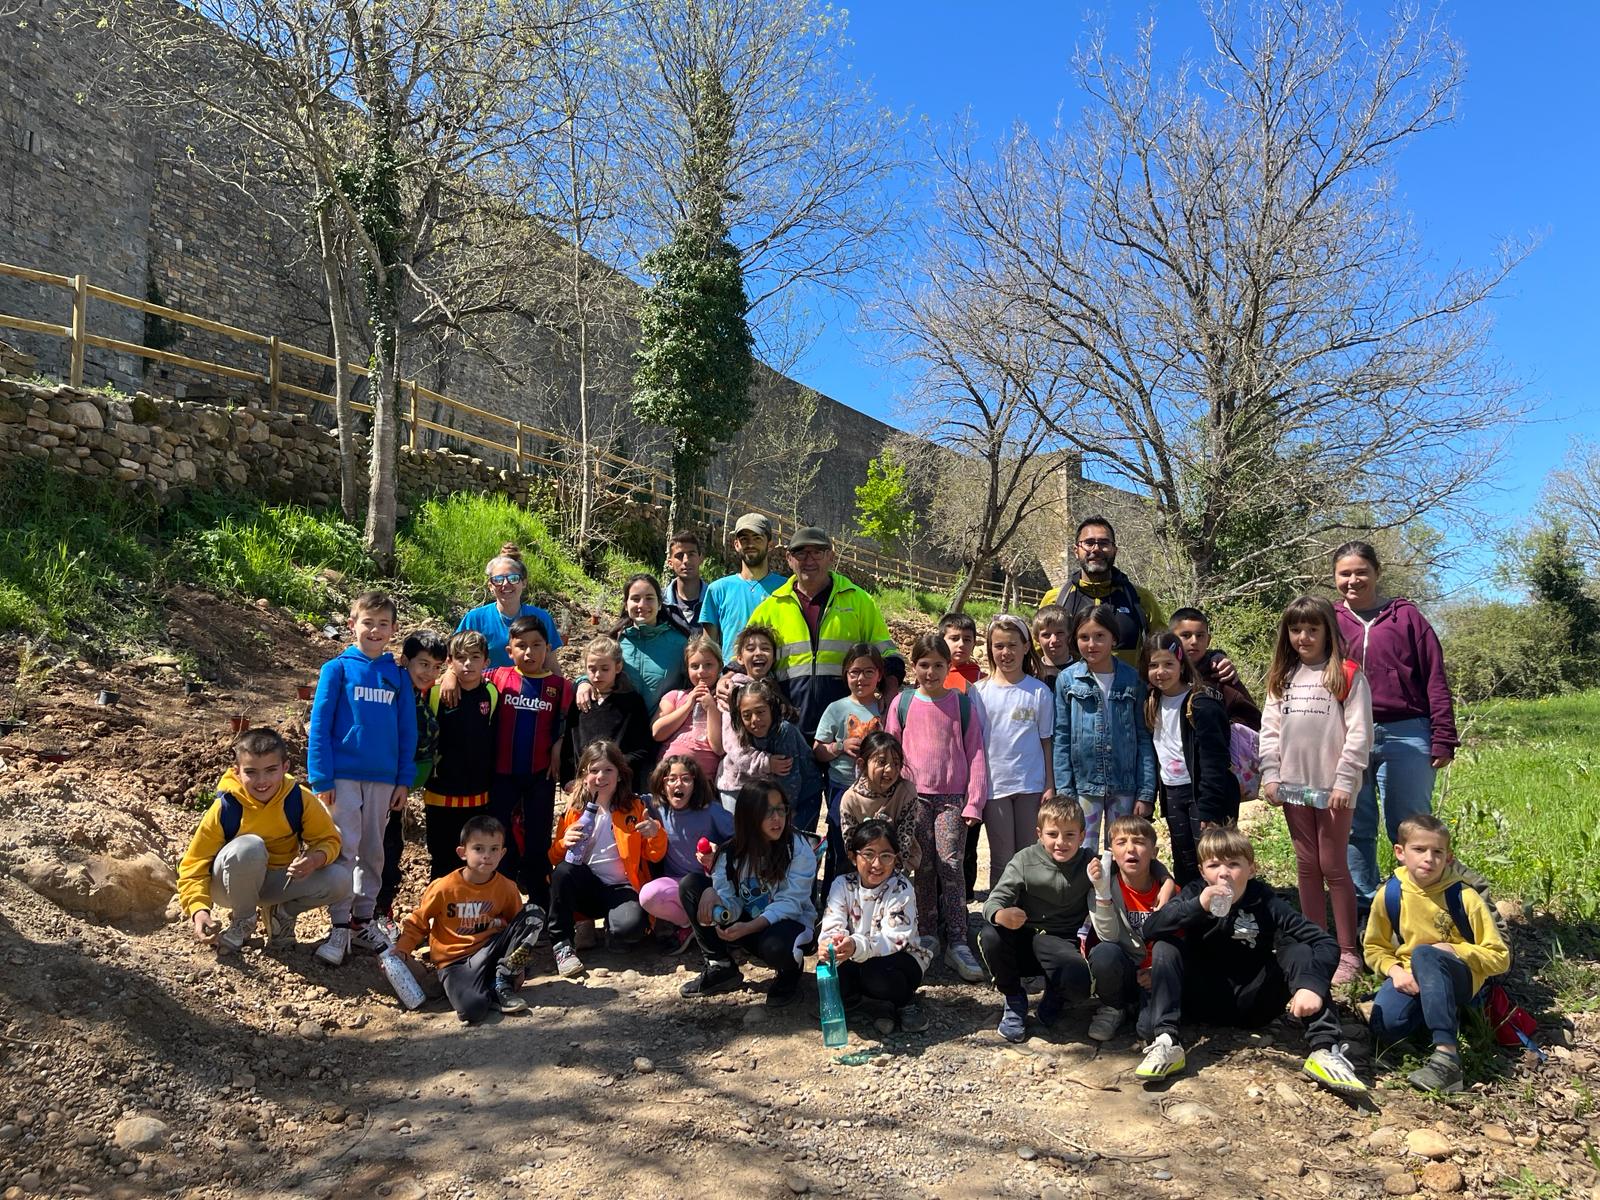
top-left (0, 376), bottom-right (535, 508)
top-left (0, 0), bottom-right (941, 550)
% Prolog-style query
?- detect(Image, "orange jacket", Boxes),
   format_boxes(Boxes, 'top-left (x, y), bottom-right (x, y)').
top-left (548, 798), bottom-right (668, 892)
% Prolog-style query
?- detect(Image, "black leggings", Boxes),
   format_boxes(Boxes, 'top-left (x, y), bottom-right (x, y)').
top-left (549, 861), bottom-right (647, 946)
top-left (1162, 783), bottom-right (1203, 887)
top-left (838, 951), bottom-right (923, 1008)
top-left (679, 873), bottom-right (808, 982)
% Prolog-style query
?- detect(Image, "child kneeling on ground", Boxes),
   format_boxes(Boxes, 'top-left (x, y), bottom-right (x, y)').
top-left (1084, 814), bottom-right (1177, 1043)
top-left (978, 796), bottom-right (1094, 1042)
top-left (1363, 813), bottom-right (1509, 1094)
top-left (679, 780), bottom-right (819, 1007)
top-left (819, 818), bottom-right (932, 1035)
top-left (1139, 826), bottom-right (1367, 1095)
top-left (388, 815), bottom-right (546, 1022)
top-left (179, 728), bottom-right (351, 954)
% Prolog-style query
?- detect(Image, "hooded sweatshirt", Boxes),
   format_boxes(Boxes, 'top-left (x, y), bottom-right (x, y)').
top-left (306, 646), bottom-right (419, 793)
top-left (1335, 597), bottom-right (1458, 759)
top-left (1362, 865), bottom-right (1509, 995)
top-left (177, 769), bottom-right (342, 915)
top-left (1041, 568), bottom-right (1167, 667)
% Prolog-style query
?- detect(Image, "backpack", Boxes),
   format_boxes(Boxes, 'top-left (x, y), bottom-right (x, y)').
top-left (218, 784), bottom-right (304, 843)
top-left (895, 688), bottom-right (973, 740)
top-left (1382, 874), bottom-right (1542, 1059)
top-left (1227, 723), bottom-right (1262, 800)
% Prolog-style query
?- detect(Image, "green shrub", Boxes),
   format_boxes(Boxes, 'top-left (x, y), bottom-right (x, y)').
top-left (1439, 599), bottom-right (1572, 703)
top-left (168, 505), bottom-right (369, 618)
top-left (1204, 600), bottom-right (1281, 698)
top-left (397, 494), bottom-right (591, 619)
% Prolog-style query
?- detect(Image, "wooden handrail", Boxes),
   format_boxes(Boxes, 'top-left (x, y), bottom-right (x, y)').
top-left (0, 256), bottom-right (1046, 607)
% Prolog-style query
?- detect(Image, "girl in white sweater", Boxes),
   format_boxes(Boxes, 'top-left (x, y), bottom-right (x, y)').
top-left (1260, 596), bottom-right (1373, 984)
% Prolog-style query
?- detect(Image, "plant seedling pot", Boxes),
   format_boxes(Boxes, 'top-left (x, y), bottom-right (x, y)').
top-left (229, 715), bottom-right (250, 733)
top-left (39, 748), bottom-right (69, 764)
top-left (0, 719), bottom-right (24, 736)
top-left (96, 690), bottom-right (119, 706)
top-left (184, 680), bottom-right (203, 696)
top-left (296, 684), bottom-right (315, 701)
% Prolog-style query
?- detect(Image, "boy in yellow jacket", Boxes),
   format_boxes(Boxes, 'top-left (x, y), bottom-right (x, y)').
top-left (1363, 813), bottom-right (1509, 1093)
top-left (179, 728), bottom-right (351, 954)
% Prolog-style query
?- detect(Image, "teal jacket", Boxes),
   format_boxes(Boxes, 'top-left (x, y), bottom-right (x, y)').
top-left (620, 619), bottom-right (689, 712)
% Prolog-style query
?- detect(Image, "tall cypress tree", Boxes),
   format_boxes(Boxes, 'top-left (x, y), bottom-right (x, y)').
top-left (633, 69), bottom-right (755, 538)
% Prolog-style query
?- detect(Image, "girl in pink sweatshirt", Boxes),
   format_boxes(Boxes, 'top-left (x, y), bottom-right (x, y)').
top-left (885, 632), bottom-right (988, 982)
top-left (1260, 596), bottom-right (1373, 984)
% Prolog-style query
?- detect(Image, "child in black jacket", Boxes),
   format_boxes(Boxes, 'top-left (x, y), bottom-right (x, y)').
top-left (1137, 826), bottom-right (1366, 1096)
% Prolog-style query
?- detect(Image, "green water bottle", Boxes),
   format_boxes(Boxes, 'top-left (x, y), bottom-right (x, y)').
top-left (817, 944), bottom-right (848, 1048)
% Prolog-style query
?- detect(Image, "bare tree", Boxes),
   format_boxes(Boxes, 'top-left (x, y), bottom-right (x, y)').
top-left (103, 0), bottom-right (583, 565)
top-left (712, 382), bottom-right (837, 535)
top-left (1544, 439), bottom-right (1600, 569)
top-left (885, 268), bottom-right (1079, 612)
top-left (924, 0), bottom-right (1526, 603)
top-left (611, 0), bottom-right (906, 364)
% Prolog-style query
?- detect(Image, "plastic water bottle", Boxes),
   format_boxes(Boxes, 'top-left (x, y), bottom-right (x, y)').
top-left (1208, 879), bottom-right (1235, 919)
top-left (565, 801), bottom-right (600, 864)
top-left (816, 945), bottom-right (848, 1048)
top-left (692, 698), bottom-right (709, 741)
top-left (379, 950), bottom-right (427, 1010)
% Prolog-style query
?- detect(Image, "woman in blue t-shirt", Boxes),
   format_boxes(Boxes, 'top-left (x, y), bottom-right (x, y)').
top-left (454, 543), bottom-right (563, 670)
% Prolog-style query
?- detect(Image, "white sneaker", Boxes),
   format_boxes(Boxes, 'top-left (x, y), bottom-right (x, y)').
top-left (350, 922), bottom-right (391, 954)
top-left (1135, 1032), bottom-right (1186, 1081)
top-left (944, 943), bottom-right (985, 982)
top-left (1087, 1004), bottom-right (1124, 1042)
top-left (216, 914), bottom-right (256, 954)
top-left (315, 926), bottom-right (352, 967)
top-left (1303, 1044), bottom-right (1369, 1096)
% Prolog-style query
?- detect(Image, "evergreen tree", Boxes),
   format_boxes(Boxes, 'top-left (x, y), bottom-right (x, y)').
top-left (633, 69), bottom-right (755, 537)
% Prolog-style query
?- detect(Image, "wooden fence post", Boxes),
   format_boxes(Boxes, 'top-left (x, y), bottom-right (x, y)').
top-left (514, 420), bottom-right (524, 469)
top-left (68, 274), bottom-right (87, 386)
top-left (267, 336), bottom-right (281, 411)
top-left (407, 381), bottom-right (418, 451)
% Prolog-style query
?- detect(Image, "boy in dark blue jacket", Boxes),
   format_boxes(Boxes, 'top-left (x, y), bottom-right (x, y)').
top-left (307, 591), bottom-right (418, 966)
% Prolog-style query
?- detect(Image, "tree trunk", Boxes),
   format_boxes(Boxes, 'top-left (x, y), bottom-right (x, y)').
top-left (363, 310), bottom-right (401, 570)
top-left (668, 448), bottom-right (705, 547)
top-left (315, 204), bottom-right (360, 522)
top-left (950, 549), bottom-right (992, 614)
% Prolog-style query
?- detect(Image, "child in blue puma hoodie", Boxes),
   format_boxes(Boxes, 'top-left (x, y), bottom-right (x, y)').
top-left (307, 591), bottom-right (418, 966)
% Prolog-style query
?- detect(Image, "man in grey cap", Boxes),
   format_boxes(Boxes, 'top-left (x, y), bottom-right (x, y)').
top-left (700, 512), bottom-right (786, 662)
top-left (747, 525), bottom-right (905, 745)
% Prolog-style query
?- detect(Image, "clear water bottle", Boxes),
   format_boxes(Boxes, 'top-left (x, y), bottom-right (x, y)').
top-left (565, 800), bottom-right (600, 864)
top-left (692, 698), bottom-right (709, 741)
top-left (379, 950), bottom-right (427, 1010)
top-left (816, 945), bottom-right (849, 1048)
top-left (1208, 879), bottom-right (1235, 919)
top-left (1094, 849), bottom-right (1115, 902)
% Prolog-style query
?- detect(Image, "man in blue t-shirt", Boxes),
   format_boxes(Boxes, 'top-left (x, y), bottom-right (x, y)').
top-left (699, 513), bottom-right (784, 660)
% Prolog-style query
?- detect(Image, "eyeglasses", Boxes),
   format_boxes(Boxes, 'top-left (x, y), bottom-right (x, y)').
top-left (488, 572), bottom-right (525, 585)
top-left (764, 804), bottom-right (789, 819)
top-left (856, 851), bottom-right (897, 866)
top-left (1077, 538), bottom-right (1114, 549)
top-left (787, 546), bottom-right (827, 559)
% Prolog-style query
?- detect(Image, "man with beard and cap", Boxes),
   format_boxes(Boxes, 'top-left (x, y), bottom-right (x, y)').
top-left (1040, 516), bottom-right (1167, 669)
top-left (699, 513), bottom-right (786, 663)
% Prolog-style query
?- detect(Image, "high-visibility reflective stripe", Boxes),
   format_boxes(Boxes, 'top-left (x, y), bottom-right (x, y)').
top-left (773, 661), bottom-right (842, 679)
top-left (872, 639), bottom-right (898, 655)
top-left (778, 641), bottom-right (812, 656)
top-left (815, 638), bottom-right (855, 652)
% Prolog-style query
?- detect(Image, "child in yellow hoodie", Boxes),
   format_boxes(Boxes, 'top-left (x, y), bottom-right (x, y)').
top-left (1363, 813), bottom-right (1509, 1093)
top-left (178, 728), bottom-right (350, 954)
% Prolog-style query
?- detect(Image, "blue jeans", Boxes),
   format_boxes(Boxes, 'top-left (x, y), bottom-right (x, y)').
top-left (1369, 944), bottom-right (1475, 1048)
top-left (1348, 717), bottom-right (1436, 903)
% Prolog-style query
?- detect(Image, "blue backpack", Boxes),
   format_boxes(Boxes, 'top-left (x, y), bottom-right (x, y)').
top-left (217, 784), bottom-right (305, 843)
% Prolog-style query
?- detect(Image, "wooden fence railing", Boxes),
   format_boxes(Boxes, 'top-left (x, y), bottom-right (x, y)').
top-left (0, 258), bottom-right (1044, 608)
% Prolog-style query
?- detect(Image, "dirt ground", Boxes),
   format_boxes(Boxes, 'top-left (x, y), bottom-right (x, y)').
top-left (0, 591), bottom-right (1596, 1200)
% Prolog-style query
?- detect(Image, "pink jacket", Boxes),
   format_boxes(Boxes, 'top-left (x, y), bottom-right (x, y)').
top-left (886, 690), bottom-right (989, 819)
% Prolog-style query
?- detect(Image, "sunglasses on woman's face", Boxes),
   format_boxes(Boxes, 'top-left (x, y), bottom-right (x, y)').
top-left (489, 572), bottom-right (525, 585)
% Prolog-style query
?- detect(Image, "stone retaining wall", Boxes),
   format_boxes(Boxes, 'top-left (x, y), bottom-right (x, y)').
top-left (0, 377), bottom-right (534, 508)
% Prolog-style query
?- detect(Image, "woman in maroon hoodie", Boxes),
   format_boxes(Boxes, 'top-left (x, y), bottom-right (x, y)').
top-left (1330, 542), bottom-right (1458, 909)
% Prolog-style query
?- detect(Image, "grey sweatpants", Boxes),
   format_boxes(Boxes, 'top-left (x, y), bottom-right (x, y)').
top-left (211, 835), bottom-right (353, 918)
top-left (984, 791), bottom-right (1043, 882)
top-left (329, 779), bottom-right (395, 924)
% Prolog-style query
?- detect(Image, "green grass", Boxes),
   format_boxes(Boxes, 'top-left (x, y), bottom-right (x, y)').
top-left (875, 584), bottom-right (1003, 628)
top-left (1251, 691), bottom-right (1600, 919)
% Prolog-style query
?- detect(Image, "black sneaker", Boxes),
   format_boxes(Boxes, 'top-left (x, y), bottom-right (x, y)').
top-left (897, 1002), bottom-right (929, 1034)
top-left (766, 972), bottom-right (801, 1008)
top-left (494, 975), bottom-right (529, 1014)
top-left (680, 962), bottom-right (743, 998)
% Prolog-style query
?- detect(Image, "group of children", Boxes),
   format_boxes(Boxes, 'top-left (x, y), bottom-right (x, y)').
top-left (177, 563), bottom-right (1507, 1097)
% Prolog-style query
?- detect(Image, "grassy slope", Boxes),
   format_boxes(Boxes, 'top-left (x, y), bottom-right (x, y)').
top-left (1252, 691), bottom-right (1600, 919)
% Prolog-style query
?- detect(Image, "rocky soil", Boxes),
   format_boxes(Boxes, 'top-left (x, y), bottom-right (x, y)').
top-left (1, 592), bottom-right (1596, 1200)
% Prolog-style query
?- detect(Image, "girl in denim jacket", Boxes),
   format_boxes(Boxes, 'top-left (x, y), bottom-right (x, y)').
top-left (1053, 605), bottom-right (1157, 850)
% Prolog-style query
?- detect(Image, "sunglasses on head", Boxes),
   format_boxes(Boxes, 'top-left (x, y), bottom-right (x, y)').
top-left (489, 572), bottom-right (525, 585)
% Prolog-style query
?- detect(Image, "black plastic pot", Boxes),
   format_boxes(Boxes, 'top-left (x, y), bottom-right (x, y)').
top-left (97, 690), bottom-right (119, 706)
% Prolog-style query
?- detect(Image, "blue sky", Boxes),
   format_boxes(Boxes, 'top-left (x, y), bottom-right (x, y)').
top-left (785, 2), bottom-right (1599, 585)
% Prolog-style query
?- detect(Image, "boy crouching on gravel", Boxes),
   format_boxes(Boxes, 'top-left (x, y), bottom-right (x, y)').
top-left (179, 727), bottom-right (352, 954)
top-left (1138, 826), bottom-right (1366, 1095)
top-left (387, 815), bottom-right (546, 1023)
